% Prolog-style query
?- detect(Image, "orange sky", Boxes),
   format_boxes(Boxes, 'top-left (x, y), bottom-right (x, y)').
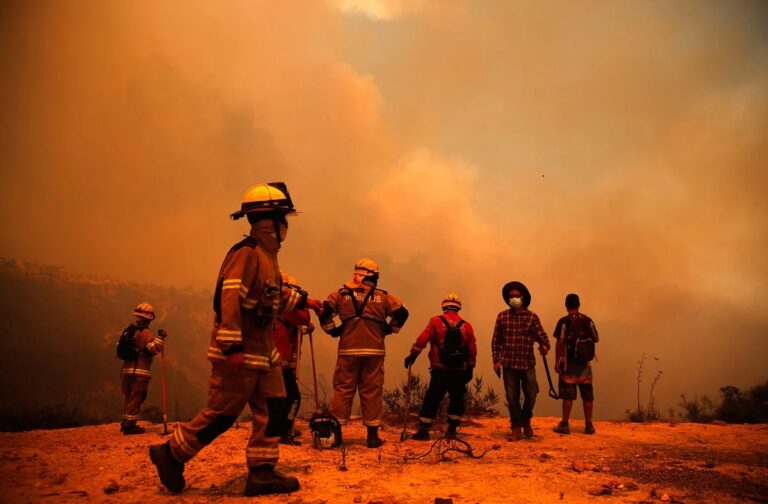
top-left (1, 0), bottom-right (767, 419)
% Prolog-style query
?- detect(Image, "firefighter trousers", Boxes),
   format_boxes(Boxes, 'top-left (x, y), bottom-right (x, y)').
top-left (121, 375), bottom-right (149, 427)
top-left (330, 355), bottom-right (384, 427)
top-left (419, 368), bottom-right (472, 426)
top-left (169, 363), bottom-right (286, 467)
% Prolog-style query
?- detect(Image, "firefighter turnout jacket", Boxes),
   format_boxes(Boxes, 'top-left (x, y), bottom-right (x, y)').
top-left (208, 234), bottom-right (308, 370)
top-left (121, 327), bottom-right (164, 379)
top-left (319, 282), bottom-right (408, 356)
top-left (409, 310), bottom-right (477, 369)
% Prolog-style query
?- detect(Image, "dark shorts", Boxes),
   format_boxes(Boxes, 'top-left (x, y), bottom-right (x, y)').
top-left (558, 380), bottom-right (594, 401)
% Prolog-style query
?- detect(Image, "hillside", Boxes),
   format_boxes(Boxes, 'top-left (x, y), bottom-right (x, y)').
top-left (0, 417), bottom-right (766, 503)
top-left (0, 258), bottom-right (213, 429)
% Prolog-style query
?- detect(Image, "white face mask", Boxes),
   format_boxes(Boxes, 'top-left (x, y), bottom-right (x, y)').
top-left (509, 297), bottom-right (523, 309)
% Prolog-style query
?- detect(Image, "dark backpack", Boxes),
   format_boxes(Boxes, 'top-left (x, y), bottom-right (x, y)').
top-left (438, 316), bottom-right (467, 370)
top-left (565, 314), bottom-right (595, 362)
top-left (116, 324), bottom-right (140, 361)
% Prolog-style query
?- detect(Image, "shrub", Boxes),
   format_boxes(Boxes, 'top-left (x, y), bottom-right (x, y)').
top-left (465, 375), bottom-right (500, 416)
top-left (677, 394), bottom-right (716, 423)
top-left (714, 381), bottom-right (768, 423)
top-left (383, 372), bottom-right (499, 420)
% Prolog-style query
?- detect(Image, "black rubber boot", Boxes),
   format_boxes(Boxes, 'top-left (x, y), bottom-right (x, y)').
top-left (244, 465), bottom-right (300, 496)
top-left (366, 426), bottom-right (384, 448)
top-left (123, 424), bottom-right (145, 435)
top-left (149, 441), bottom-right (186, 493)
top-left (279, 434), bottom-right (301, 446)
top-left (412, 427), bottom-right (430, 441)
top-left (445, 423), bottom-right (458, 440)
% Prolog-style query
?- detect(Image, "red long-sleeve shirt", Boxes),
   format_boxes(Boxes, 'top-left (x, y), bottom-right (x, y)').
top-left (409, 310), bottom-right (477, 369)
top-left (273, 309), bottom-right (311, 367)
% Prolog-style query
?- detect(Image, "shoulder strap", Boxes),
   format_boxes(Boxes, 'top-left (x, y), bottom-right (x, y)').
top-left (339, 286), bottom-right (382, 324)
top-left (439, 316), bottom-right (465, 330)
top-left (356, 287), bottom-right (376, 317)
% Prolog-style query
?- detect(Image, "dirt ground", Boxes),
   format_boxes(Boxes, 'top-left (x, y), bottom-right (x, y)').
top-left (0, 416), bottom-right (766, 504)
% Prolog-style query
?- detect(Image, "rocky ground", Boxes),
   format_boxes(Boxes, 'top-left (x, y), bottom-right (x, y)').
top-left (0, 416), bottom-right (766, 503)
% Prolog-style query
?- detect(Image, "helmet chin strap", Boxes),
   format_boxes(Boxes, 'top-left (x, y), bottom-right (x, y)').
top-left (273, 217), bottom-right (282, 246)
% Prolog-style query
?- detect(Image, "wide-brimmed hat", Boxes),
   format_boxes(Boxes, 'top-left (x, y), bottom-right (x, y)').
top-left (501, 281), bottom-right (531, 308)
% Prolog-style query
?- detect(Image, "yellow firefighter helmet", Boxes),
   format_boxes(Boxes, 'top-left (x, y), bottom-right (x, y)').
top-left (133, 302), bottom-right (156, 320)
top-left (354, 258), bottom-right (379, 276)
top-left (230, 182), bottom-right (297, 220)
top-left (441, 292), bottom-right (462, 310)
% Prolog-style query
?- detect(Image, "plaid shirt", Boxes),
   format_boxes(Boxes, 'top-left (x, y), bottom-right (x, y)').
top-left (492, 308), bottom-right (550, 370)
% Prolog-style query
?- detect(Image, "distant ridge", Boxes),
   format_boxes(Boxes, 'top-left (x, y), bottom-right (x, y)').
top-left (0, 258), bottom-right (213, 431)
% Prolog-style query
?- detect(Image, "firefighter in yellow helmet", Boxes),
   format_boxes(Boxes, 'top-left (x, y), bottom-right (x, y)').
top-left (149, 182), bottom-right (322, 496)
top-left (117, 302), bottom-right (166, 434)
top-left (318, 258), bottom-right (409, 448)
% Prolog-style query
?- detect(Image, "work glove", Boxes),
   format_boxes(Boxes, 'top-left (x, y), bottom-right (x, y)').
top-left (493, 362), bottom-right (502, 378)
top-left (404, 353), bottom-right (416, 369)
top-left (539, 345), bottom-right (550, 356)
top-left (463, 367), bottom-right (474, 384)
top-left (158, 329), bottom-right (168, 339)
top-left (329, 326), bottom-right (343, 338)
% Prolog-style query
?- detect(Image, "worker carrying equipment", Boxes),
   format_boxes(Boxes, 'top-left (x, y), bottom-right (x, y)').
top-left (119, 302), bottom-right (166, 435)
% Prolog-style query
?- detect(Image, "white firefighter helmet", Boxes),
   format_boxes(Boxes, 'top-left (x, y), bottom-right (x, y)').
top-left (441, 292), bottom-right (462, 310)
top-left (230, 182), bottom-right (297, 220)
top-left (133, 302), bottom-right (156, 320)
top-left (354, 258), bottom-right (379, 277)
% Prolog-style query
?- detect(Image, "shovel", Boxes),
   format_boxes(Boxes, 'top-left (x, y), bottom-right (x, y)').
top-left (400, 363), bottom-right (413, 441)
top-left (158, 329), bottom-right (169, 435)
top-left (541, 351), bottom-right (560, 400)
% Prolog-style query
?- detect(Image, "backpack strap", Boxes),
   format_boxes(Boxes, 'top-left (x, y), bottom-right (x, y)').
top-left (439, 315), bottom-right (465, 329)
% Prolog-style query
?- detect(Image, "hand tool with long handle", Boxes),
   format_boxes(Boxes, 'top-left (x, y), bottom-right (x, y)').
top-left (158, 329), bottom-right (169, 435)
top-left (541, 352), bottom-right (560, 400)
top-left (400, 363), bottom-right (413, 441)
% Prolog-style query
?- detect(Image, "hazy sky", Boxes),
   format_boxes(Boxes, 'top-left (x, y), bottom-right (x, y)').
top-left (1, 0), bottom-right (767, 419)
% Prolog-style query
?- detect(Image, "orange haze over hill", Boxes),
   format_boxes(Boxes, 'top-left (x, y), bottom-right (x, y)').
top-left (1, 1), bottom-right (767, 421)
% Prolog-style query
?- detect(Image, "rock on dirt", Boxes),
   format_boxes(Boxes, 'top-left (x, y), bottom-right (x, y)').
top-left (103, 480), bottom-right (119, 494)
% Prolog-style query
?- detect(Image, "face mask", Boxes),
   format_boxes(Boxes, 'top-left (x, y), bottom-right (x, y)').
top-left (509, 297), bottom-right (523, 308)
top-left (251, 219), bottom-right (287, 251)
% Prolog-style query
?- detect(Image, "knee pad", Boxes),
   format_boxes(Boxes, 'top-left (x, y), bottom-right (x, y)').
top-left (196, 414), bottom-right (237, 445)
top-left (265, 400), bottom-right (287, 437)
